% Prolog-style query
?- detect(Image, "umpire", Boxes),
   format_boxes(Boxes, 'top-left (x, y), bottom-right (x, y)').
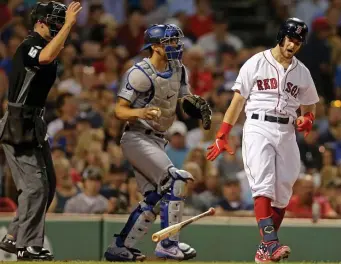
top-left (0, 1), bottom-right (81, 261)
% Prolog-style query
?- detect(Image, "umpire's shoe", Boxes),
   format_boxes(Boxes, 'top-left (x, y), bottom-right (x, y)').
top-left (17, 246), bottom-right (54, 261)
top-left (0, 235), bottom-right (16, 254)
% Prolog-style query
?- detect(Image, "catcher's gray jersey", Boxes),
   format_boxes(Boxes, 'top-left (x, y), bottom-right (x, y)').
top-left (118, 58), bottom-right (191, 195)
top-left (118, 58), bottom-right (190, 132)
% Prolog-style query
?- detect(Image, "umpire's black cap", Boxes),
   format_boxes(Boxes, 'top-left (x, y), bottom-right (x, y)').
top-left (30, 1), bottom-right (67, 37)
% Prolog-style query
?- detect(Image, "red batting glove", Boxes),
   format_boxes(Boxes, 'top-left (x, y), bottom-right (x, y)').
top-left (206, 122), bottom-right (234, 161)
top-left (296, 112), bottom-right (315, 137)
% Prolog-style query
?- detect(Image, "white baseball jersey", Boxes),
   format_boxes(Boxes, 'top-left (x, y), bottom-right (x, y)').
top-left (235, 49), bottom-right (319, 208)
top-left (232, 49), bottom-right (319, 118)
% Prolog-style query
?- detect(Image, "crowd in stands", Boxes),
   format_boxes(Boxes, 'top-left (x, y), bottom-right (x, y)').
top-left (0, 0), bottom-right (340, 220)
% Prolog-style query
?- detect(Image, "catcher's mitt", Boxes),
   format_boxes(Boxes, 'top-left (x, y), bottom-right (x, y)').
top-left (182, 95), bottom-right (212, 130)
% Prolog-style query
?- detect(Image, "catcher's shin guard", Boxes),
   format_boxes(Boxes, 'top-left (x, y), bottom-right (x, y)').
top-left (159, 167), bottom-right (194, 247)
top-left (115, 191), bottom-right (162, 248)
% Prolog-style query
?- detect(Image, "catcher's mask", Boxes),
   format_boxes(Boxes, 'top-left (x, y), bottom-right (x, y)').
top-left (31, 1), bottom-right (67, 38)
top-left (141, 24), bottom-right (185, 68)
top-left (276, 17), bottom-right (308, 45)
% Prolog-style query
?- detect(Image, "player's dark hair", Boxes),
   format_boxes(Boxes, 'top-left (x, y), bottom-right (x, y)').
top-left (89, 3), bottom-right (103, 14)
top-left (127, 6), bottom-right (144, 18)
top-left (56, 92), bottom-right (74, 111)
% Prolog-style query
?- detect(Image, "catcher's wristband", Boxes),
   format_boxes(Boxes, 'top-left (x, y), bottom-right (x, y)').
top-left (216, 122), bottom-right (233, 139)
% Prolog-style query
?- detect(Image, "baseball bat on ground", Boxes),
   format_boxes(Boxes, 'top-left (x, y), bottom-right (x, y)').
top-left (151, 207), bottom-right (216, 243)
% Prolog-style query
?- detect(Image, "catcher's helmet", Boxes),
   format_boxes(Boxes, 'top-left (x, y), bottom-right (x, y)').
top-left (30, 1), bottom-right (67, 37)
top-left (141, 24), bottom-right (184, 67)
top-left (276, 18), bottom-right (308, 45)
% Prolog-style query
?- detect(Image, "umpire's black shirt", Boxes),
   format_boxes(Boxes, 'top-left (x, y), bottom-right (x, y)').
top-left (8, 31), bottom-right (57, 107)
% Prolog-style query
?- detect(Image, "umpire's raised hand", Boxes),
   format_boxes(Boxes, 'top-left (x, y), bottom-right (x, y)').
top-left (65, 1), bottom-right (82, 26)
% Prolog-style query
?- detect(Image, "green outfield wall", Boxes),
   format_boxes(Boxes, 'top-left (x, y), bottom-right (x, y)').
top-left (0, 214), bottom-right (340, 261)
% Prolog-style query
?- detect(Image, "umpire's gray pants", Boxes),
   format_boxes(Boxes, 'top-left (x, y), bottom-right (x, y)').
top-left (2, 141), bottom-right (55, 248)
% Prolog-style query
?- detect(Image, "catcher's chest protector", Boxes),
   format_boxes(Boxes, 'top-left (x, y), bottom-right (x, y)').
top-left (136, 59), bottom-right (182, 132)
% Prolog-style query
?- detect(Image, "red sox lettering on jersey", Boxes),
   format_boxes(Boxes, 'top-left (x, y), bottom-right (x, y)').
top-left (234, 49), bottom-right (318, 117)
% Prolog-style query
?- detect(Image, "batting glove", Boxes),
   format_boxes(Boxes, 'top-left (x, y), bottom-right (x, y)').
top-left (296, 112), bottom-right (315, 137)
top-left (206, 122), bottom-right (234, 161)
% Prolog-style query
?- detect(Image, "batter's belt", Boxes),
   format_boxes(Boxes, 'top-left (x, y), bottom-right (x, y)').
top-left (251, 113), bottom-right (291, 124)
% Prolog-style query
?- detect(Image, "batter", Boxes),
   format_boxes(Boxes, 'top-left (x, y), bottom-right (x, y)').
top-left (206, 18), bottom-right (319, 262)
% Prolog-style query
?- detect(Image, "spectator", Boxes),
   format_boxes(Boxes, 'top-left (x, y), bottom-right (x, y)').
top-left (319, 100), bottom-right (341, 144)
top-left (217, 128), bottom-right (244, 180)
top-left (97, 51), bottom-right (121, 94)
top-left (182, 162), bottom-right (206, 215)
top-left (57, 57), bottom-right (84, 96)
top-left (140, 0), bottom-right (168, 25)
top-left (184, 147), bottom-right (214, 183)
top-left (48, 158), bottom-right (81, 213)
top-left (116, 7), bottom-right (146, 58)
top-left (166, 121), bottom-right (190, 169)
top-left (196, 168), bottom-right (221, 211)
top-left (298, 125), bottom-right (323, 173)
top-left (186, 112), bottom-right (223, 150)
top-left (167, 0), bottom-right (195, 17)
top-left (210, 84), bottom-right (235, 114)
top-left (314, 95), bottom-right (329, 135)
top-left (186, 0), bottom-right (213, 40)
top-left (214, 179), bottom-right (254, 216)
top-left (197, 12), bottom-right (244, 68)
top-left (103, 106), bottom-right (123, 148)
top-left (0, 35), bottom-right (21, 76)
top-left (320, 146), bottom-right (339, 187)
top-left (127, 176), bottom-right (144, 212)
top-left (100, 164), bottom-right (129, 214)
top-left (218, 44), bottom-right (239, 84)
top-left (75, 112), bottom-right (92, 135)
top-left (50, 144), bottom-right (67, 160)
top-left (183, 45), bottom-right (213, 98)
top-left (297, 17), bottom-right (334, 102)
top-left (294, 0), bottom-right (328, 31)
top-left (324, 177), bottom-right (341, 215)
top-left (64, 166), bottom-right (114, 214)
top-left (47, 92), bottom-right (78, 139)
top-left (287, 175), bottom-right (338, 218)
top-left (79, 3), bottom-right (105, 42)
top-left (72, 129), bottom-right (110, 174)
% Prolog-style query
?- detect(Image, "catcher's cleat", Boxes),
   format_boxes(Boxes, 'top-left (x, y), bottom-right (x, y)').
top-left (255, 241), bottom-right (290, 263)
top-left (155, 241), bottom-right (196, 260)
top-left (0, 235), bottom-right (16, 254)
top-left (104, 237), bottom-right (146, 262)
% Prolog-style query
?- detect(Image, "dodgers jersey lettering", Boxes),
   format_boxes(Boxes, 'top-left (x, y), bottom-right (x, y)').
top-left (232, 49), bottom-right (319, 118)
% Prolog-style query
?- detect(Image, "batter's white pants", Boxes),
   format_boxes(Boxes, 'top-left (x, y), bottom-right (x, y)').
top-left (241, 115), bottom-right (301, 208)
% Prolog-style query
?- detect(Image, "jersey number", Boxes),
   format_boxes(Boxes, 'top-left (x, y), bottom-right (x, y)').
top-left (28, 47), bottom-right (38, 58)
top-left (285, 82), bottom-right (299, 98)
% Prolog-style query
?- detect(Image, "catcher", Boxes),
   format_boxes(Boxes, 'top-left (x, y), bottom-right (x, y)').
top-left (104, 24), bottom-right (211, 262)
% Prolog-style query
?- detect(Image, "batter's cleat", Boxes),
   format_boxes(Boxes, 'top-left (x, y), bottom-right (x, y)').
top-left (0, 235), bottom-right (16, 254)
top-left (104, 244), bottom-right (146, 262)
top-left (154, 241), bottom-right (197, 260)
top-left (17, 246), bottom-right (54, 261)
top-left (255, 241), bottom-right (290, 263)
